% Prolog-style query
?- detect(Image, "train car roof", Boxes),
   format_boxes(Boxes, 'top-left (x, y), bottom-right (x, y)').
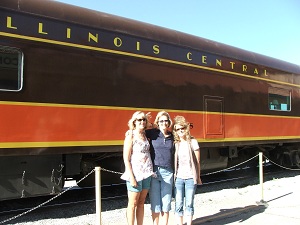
top-left (1, 0), bottom-right (300, 74)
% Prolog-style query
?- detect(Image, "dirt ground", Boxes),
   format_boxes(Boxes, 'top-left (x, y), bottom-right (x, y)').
top-left (6, 169), bottom-right (300, 225)
top-left (101, 170), bottom-right (300, 225)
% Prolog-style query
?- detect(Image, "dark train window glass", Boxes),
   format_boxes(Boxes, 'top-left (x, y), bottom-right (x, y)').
top-left (0, 46), bottom-right (23, 91)
top-left (268, 87), bottom-right (291, 111)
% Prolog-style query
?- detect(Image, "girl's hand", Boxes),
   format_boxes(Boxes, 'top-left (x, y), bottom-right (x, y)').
top-left (130, 177), bottom-right (138, 187)
top-left (197, 177), bottom-right (202, 185)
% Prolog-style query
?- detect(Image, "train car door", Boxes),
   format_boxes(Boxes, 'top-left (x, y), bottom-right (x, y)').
top-left (203, 95), bottom-right (224, 139)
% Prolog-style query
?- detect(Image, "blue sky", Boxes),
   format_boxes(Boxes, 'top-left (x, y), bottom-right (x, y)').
top-left (55, 0), bottom-right (300, 66)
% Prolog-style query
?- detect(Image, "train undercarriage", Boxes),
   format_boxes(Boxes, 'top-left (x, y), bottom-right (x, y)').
top-left (75, 142), bottom-right (300, 187)
top-left (1, 142), bottom-right (300, 201)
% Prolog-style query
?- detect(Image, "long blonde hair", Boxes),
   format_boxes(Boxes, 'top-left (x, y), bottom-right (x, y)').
top-left (172, 115), bottom-right (192, 143)
top-left (127, 111), bottom-right (151, 130)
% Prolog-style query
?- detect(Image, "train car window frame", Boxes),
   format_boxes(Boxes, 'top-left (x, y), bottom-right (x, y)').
top-left (0, 45), bottom-right (23, 92)
top-left (268, 87), bottom-right (291, 111)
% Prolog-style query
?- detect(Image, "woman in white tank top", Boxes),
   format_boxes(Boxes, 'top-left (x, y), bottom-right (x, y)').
top-left (121, 111), bottom-right (153, 225)
top-left (173, 115), bottom-right (202, 225)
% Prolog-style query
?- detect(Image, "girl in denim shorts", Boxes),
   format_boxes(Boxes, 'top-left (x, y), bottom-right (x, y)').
top-left (121, 111), bottom-right (153, 225)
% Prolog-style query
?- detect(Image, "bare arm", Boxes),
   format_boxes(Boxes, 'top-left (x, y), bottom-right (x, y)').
top-left (195, 149), bottom-right (202, 185)
top-left (123, 132), bottom-right (137, 187)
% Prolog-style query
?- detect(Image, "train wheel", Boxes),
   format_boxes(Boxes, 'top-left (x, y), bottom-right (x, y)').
top-left (292, 150), bottom-right (300, 169)
top-left (76, 172), bottom-right (95, 187)
top-left (75, 159), bottom-right (96, 187)
top-left (76, 155), bottom-right (124, 187)
top-left (275, 151), bottom-right (293, 168)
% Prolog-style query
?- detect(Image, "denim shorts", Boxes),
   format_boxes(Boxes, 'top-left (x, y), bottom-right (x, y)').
top-left (126, 176), bottom-right (151, 193)
top-left (149, 166), bottom-right (174, 212)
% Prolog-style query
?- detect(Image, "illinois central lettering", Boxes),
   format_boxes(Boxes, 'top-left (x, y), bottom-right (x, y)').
top-left (186, 51), bottom-right (268, 77)
top-left (87, 31), bottom-right (160, 53)
top-left (6, 16), bottom-right (17, 29)
top-left (4, 15), bottom-right (267, 77)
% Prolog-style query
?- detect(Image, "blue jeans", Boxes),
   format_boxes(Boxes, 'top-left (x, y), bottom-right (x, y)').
top-left (174, 178), bottom-right (197, 216)
top-left (149, 166), bottom-right (174, 212)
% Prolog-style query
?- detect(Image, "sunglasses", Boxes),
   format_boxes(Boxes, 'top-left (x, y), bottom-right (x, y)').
top-left (159, 120), bottom-right (169, 123)
top-left (175, 127), bottom-right (186, 132)
top-left (136, 118), bottom-right (146, 122)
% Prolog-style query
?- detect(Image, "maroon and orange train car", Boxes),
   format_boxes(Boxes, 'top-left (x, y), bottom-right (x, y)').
top-left (0, 0), bottom-right (300, 200)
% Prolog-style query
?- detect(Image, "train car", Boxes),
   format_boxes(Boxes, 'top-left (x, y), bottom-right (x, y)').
top-left (0, 0), bottom-right (300, 201)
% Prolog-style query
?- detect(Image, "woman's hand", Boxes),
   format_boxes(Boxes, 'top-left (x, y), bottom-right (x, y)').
top-left (130, 177), bottom-right (138, 187)
top-left (197, 177), bottom-right (202, 185)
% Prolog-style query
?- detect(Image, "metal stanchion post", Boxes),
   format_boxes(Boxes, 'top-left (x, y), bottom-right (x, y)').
top-left (259, 152), bottom-right (264, 202)
top-left (95, 167), bottom-right (102, 225)
top-left (257, 152), bottom-right (268, 206)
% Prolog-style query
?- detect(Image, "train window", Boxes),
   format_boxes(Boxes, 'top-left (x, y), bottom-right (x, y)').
top-left (0, 46), bottom-right (23, 91)
top-left (268, 87), bottom-right (291, 111)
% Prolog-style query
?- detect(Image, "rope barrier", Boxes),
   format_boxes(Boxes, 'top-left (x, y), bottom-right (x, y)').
top-left (264, 156), bottom-right (300, 171)
top-left (100, 167), bottom-right (123, 175)
top-left (0, 169), bottom-right (95, 224)
top-left (1, 151), bottom-right (299, 224)
top-left (201, 154), bottom-right (259, 176)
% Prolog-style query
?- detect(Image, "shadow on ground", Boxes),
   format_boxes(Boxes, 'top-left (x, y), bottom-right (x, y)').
top-left (192, 204), bottom-right (267, 225)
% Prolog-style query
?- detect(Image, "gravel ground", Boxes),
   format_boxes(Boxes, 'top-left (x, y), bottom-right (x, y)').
top-left (2, 169), bottom-right (300, 225)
